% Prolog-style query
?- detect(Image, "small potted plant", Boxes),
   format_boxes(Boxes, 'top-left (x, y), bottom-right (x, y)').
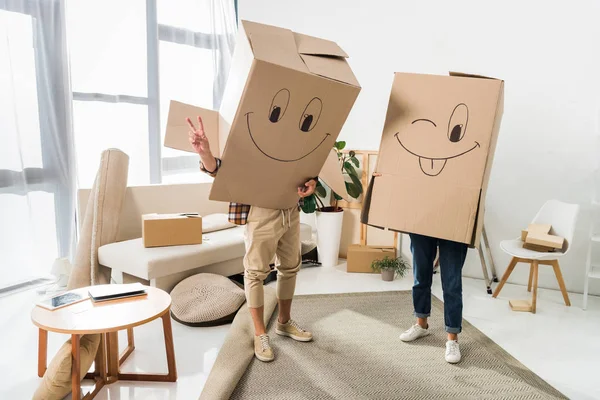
top-left (371, 256), bottom-right (409, 282)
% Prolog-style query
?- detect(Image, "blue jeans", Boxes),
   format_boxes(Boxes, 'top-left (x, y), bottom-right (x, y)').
top-left (409, 233), bottom-right (468, 334)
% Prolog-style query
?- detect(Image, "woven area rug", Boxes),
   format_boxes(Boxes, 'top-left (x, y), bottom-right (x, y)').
top-left (228, 291), bottom-right (565, 400)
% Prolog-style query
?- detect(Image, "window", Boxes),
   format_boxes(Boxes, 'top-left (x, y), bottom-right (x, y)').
top-left (68, 0), bottom-right (236, 187)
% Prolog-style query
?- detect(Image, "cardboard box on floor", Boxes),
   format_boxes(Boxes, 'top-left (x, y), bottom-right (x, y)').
top-left (347, 244), bottom-right (396, 273)
top-left (164, 20), bottom-right (360, 209)
top-left (142, 214), bottom-right (203, 248)
top-left (361, 72), bottom-right (504, 247)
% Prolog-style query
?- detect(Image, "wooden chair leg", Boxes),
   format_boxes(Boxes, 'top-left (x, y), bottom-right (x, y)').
top-left (531, 261), bottom-right (539, 313)
top-left (527, 264), bottom-right (534, 292)
top-left (162, 311), bottom-right (177, 382)
top-left (71, 334), bottom-right (81, 400)
top-left (38, 328), bottom-right (48, 378)
top-left (492, 257), bottom-right (519, 298)
top-left (551, 260), bottom-right (571, 306)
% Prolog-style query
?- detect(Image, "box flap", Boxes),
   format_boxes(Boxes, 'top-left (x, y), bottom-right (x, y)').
top-left (164, 100), bottom-right (220, 155)
top-left (319, 148), bottom-right (350, 201)
top-left (300, 54), bottom-right (360, 87)
top-left (293, 32), bottom-right (348, 58)
top-left (242, 21), bottom-right (307, 73)
top-left (449, 71), bottom-right (501, 81)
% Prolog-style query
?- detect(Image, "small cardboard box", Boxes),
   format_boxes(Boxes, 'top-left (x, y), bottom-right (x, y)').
top-left (142, 214), bottom-right (203, 248)
top-left (525, 231), bottom-right (564, 250)
top-left (361, 72), bottom-right (504, 247)
top-left (347, 244), bottom-right (396, 273)
top-left (165, 20), bottom-right (361, 210)
top-left (523, 242), bottom-right (554, 252)
top-left (521, 224), bottom-right (552, 241)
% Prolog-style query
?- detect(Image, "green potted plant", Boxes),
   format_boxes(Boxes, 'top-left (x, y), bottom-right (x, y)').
top-left (300, 141), bottom-right (363, 267)
top-left (371, 256), bottom-right (410, 282)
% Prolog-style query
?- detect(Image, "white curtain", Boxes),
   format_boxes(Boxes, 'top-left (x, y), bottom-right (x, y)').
top-left (0, 0), bottom-right (236, 289)
top-left (0, 0), bottom-right (76, 289)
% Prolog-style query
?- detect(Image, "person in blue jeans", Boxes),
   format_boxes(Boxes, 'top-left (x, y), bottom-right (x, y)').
top-left (399, 233), bottom-right (468, 364)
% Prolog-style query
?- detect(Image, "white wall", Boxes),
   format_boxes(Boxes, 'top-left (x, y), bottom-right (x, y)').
top-left (240, 0), bottom-right (600, 295)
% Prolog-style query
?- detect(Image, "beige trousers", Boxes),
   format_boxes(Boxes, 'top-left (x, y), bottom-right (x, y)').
top-left (243, 205), bottom-right (301, 308)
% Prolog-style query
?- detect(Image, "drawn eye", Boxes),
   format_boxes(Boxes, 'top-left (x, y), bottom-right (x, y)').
top-left (448, 103), bottom-right (468, 142)
top-left (299, 97), bottom-right (322, 132)
top-left (269, 89), bottom-right (290, 123)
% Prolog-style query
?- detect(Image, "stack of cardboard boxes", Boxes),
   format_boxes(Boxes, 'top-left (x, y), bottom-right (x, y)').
top-left (520, 224), bottom-right (564, 252)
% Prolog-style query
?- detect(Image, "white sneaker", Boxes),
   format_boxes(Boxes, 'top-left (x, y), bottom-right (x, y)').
top-left (399, 324), bottom-right (430, 342)
top-left (445, 340), bottom-right (461, 364)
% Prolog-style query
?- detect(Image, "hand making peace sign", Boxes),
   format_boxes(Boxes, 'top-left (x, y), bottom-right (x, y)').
top-left (187, 116), bottom-right (212, 157)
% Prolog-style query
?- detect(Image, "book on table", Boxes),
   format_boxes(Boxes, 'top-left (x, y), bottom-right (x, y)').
top-left (88, 283), bottom-right (147, 302)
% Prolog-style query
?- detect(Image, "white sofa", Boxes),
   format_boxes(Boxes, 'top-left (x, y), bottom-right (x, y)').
top-left (78, 182), bottom-right (311, 292)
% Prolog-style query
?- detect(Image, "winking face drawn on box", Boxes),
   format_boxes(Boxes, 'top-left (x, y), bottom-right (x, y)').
top-left (361, 72), bottom-right (504, 247)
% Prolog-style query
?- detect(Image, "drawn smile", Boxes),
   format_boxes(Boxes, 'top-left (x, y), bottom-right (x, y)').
top-left (394, 132), bottom-right (480, 177)
top-left (246, 112), bottom-right (330, 162)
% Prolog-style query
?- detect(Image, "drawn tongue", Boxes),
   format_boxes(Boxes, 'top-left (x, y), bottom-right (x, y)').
top-left (419, 157), bottom-right (447, 176)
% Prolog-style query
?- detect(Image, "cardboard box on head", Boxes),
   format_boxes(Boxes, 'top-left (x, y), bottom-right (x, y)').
top-left (361, 72), bottom-right (504, 247)
top-left (165, 20), bottom-right (361, 209)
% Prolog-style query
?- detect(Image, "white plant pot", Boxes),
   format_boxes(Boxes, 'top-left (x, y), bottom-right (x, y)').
top-left (316, 209), bottom-right (344, 267)
top-left (300, 211), bottom-right (317, 233)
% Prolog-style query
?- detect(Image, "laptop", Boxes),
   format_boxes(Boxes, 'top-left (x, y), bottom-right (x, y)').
top-left (88, 283), bottom-right (147, 302)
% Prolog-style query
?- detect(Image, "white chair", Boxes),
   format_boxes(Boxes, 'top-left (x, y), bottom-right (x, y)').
top-left (492, 200), bottom-right (579, 313)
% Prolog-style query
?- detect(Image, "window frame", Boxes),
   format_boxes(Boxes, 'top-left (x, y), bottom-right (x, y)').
top-left (71, 0), bottom-right (236, 184)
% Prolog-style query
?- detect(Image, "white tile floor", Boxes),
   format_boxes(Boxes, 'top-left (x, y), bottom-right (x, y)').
top-left (1, 263), bottom-right (599, 400)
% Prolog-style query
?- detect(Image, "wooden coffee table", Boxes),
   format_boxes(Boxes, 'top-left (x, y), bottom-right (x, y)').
top-left (31, 285), bottom-right (177, 399)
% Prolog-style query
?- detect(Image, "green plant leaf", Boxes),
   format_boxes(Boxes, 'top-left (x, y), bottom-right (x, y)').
top-left (301, 194), bottom-right (317, 214)
top-left (333, 192), bottom-right (343, 201)
top-left (345, 182), bottom-right (361, 199)
top-left (349, 150), bottom-right (356, 158)
top-left (335, 141), bottom-right (346, 150)
top-left (349, 173), bottom-right (363, 194)
top-left (315, 184), bottom-right (327, 197)
top-left (343, 161), bottom-right (358, 177)
top-left (350, 156), bottom-right (360, 167)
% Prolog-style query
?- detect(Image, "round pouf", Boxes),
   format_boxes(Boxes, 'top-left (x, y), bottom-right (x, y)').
top-left (170, 273), bottom-right (246, 327)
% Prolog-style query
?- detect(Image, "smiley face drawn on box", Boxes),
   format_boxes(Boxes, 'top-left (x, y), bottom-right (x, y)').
top-left (244, 88), bottom-right (331, 162)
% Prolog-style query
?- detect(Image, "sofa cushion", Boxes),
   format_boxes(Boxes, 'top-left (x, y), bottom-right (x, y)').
top-left (99, 226), bottom-right (246, 280)
top-left (170, 273), bottom-right (246, 327)
top-left (202, 213), bottom-right (236, 233)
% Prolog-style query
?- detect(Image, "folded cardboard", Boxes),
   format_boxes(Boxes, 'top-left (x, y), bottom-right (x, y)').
top-left (165, 20), bottom-right (361, 210)
top-left (525, 231), bottom-right (564, 250)
top-left (522, 242), bottom-right (554, 252)
top-left (361, 72), bottom-right (504, 247)
top-left (347, 244), bottom-right (396, 273)
top-left (142, 213), bottom-right (203, 248)
top-left (521, 224), bottom-right (551, 241)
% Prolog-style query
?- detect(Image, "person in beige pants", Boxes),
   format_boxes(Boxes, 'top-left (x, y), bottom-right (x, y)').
top-left (187, 116), bottom-right (315, 362)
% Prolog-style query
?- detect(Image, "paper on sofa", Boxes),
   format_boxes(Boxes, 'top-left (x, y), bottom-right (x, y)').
top-left (164, 20), bottom-right (360, 209)
top-left (361, 72), bottom-right (504, 247)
